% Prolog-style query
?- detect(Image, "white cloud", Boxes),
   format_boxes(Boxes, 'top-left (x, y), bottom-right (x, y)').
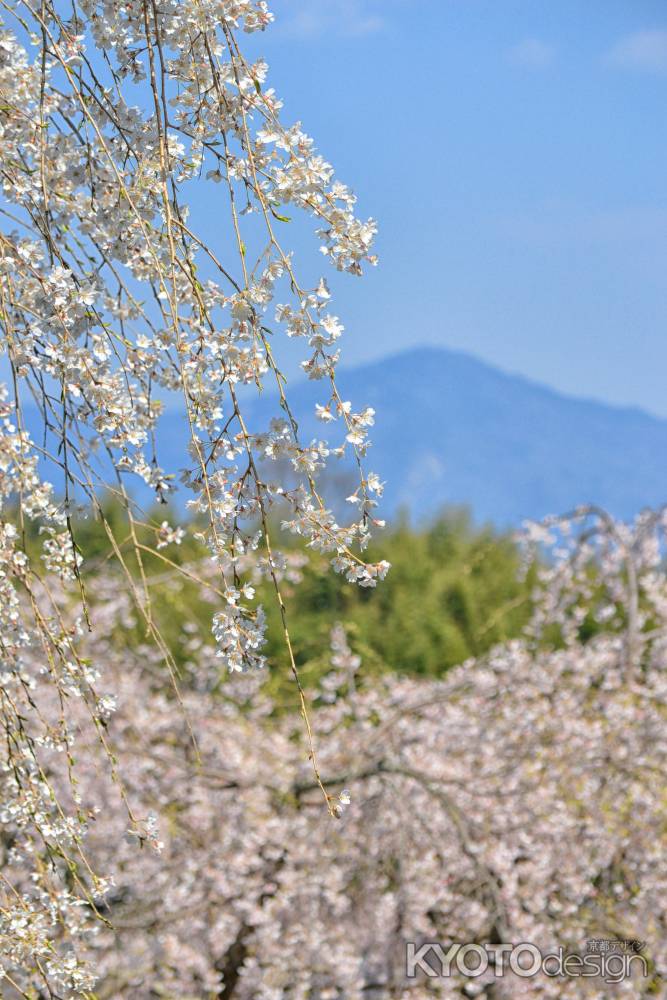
top-left (606, 29), bottom-right (667, 74)
top-left (275, 0), bottom-right (386, 40)
top-left (507, 38), bottom-right (555, 70)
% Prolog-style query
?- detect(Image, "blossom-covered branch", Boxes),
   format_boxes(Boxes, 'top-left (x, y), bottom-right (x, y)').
top-left (0, 0), bottom-right (387, 989)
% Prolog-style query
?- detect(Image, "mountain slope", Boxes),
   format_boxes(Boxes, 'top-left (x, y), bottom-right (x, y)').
top-left (27, 346), bottom-right (665, 527)
top-left (240, 346), bottom-right (667, 526)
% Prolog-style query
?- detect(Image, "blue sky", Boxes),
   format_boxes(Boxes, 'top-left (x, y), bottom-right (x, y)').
top-left (239, 0), bottom-right (667, 416)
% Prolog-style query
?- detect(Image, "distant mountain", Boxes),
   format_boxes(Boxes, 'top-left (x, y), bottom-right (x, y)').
top-left (27, 347), bottom-right (667, 527)
top-left (234, 345), bottom-right (667, 527)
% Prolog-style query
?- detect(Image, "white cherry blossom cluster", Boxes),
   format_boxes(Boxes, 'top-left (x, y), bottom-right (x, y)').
top-left (0, 405), bottom-right (117, 994)
top-left (0, 0), bottom-right (386, 683)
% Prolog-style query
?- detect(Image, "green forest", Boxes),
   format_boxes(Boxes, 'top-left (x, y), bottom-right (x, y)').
top-left (58, 502), bottom-right (535, 692)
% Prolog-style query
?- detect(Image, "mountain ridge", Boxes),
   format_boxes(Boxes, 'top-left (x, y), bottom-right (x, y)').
top-left (334, 345), bottom-right (657, 422)
top-left (242, 344), bottom-right (667, 526)
top-left (22, 345), bottom-right (667, 527)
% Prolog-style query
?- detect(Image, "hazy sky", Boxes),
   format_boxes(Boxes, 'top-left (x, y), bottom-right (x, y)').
top-left (238, 0), bottom-right (667, 416)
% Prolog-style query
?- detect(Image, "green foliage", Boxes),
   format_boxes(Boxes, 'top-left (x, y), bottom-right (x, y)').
top-left (260, 508), bottom-right (535, 695)
top-left (42, 501), bottom-right (537, 700)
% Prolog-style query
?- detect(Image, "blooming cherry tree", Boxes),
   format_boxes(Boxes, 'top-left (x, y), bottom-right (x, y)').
top-left (0, 1), bottom-right (664, 997)
top-left (6, 505), bottom-right (667, 996)
top-left (0, 0), bottom-right (389, 990)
